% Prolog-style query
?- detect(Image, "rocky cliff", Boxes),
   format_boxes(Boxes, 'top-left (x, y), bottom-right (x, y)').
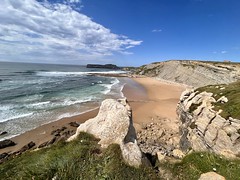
top-left (177, 82), bottom-right (240, 158)
top-left (135, 60), bottom-right (240, 87)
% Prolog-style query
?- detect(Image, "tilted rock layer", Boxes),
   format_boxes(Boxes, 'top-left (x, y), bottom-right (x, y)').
top-left (68, 99), bottom-right (143, 167)
top-left (135, 60), bottom-right (240, 87)
top-left (177, 89), bottom-right (240, 158)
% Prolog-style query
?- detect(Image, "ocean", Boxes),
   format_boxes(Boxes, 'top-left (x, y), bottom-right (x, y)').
top-left (0, 62), bottom-right (125, 140)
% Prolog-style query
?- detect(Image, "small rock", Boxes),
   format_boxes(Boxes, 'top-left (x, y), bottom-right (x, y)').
top-left (69, 122), bottom-right (80, 127)
top-left (47, 137), bottom-right (57, 145)
top-left (157, 151), bottom-right (166, 161)
top-left (18, 141), bottom-right (36, 153)
top-left (217, 96), bottom-right (228, 104)
top-left (198, 172), bottom-right (225, 180)
top-left (0, 152), bottom-right (8, 159)
top-left (0, 139), bottom-right (16, 149)
top-left (38, 141), bottom-right (49, 148)
top-left (0, 131), bottom-right (7, 136)
top-left (172, 149), bottom-right (185, 159)
top-left (60, 126), bottom-right (67, 131)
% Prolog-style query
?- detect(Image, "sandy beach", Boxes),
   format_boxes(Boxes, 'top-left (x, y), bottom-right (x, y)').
top-left (123, 77), bottom-right (186, 131)
top-left (0, 77), bottom-right (186, 155)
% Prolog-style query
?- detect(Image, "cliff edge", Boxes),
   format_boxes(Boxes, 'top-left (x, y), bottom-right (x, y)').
top-left (134, 60), bottom-right (240, 87)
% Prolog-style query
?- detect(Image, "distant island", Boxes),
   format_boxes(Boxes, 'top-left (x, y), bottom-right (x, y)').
top-left (86, 64), bottom-right (120, 69)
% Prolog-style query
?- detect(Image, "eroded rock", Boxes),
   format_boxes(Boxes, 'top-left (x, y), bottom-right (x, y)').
top-left (177, 89), bottom-right (240, 157)
top-left (68, 99), bottom-right (143, 167)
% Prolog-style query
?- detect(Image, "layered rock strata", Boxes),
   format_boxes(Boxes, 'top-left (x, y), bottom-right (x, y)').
top-left (177, 89), bottom-right (240, 158)
top-left (135, 60), bottom-right (240, 87)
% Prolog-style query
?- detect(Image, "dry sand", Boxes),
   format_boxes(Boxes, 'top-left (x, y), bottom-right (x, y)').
top-left (0, 76), bottom-right (186, 154)
top-left (123, 77), bottom-right (186, 131)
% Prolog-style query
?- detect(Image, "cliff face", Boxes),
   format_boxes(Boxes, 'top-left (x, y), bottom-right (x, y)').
top-left (135, 60), bottom-right (240, 87)
top-left (177, 86), bottom-right (240, 158)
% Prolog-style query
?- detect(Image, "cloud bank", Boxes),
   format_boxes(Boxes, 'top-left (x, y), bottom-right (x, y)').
top-left (0, 0), bottom-right (142, 64)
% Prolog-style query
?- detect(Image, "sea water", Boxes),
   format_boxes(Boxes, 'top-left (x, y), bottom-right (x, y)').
top-left (0, 62), bottom-right (125, 140)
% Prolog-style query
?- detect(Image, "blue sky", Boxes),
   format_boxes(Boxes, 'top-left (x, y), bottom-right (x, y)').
top-left (0, 0), bottom-right (240, 66)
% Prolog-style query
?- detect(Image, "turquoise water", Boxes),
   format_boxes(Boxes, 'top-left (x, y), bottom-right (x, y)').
top-left (0, 62), bottom-right (125, 140)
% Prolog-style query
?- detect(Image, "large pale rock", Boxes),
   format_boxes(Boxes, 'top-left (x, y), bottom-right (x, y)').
top-left (68, 99), bottom-right (143, 167)
top-left (198, 172), bottom-right (225, 180)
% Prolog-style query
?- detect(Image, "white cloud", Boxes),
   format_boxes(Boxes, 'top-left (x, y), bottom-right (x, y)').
top-left (0, 0), bottom-right (142, 64)
top-left (221, 50), bottom-right (227, 54)
top-left (152, 29), bottom-right (162, 33)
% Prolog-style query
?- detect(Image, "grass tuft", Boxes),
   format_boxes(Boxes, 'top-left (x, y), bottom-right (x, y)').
top-left (196, 81), bottom-right (240, 119)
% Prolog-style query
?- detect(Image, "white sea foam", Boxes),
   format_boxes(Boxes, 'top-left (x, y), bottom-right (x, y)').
top-left (56, 107), bottom-right (99, 121)
top-left (120, 83), bottom-right (126, 98)
top-left (31, 101), bottom-right (51, 107)
top-left (63, 97), bottom-right (94, 106)
top-left (0, 112), bottom-right (34, 123)
top-left (36, 71), bottom-right (126, 77)
top-left (100, 78), bottom-right (120, 94)
top-left (0, 133), bottom-right (20, 141)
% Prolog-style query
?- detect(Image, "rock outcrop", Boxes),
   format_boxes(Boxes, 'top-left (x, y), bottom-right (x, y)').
top-left (0, 139), bottom-right (16, 149)
top-left (68, 99), bottom-right (143, 167)
top-left (177, 89), bottom-right (240, 158)
top-left (86, 64), bottom-right (120, 69)
top-left (134, 60), bottom-right (240, 87)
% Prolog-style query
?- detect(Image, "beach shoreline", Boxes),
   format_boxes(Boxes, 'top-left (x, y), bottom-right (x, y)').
top-left (0, 76), bottom-right (187, 156)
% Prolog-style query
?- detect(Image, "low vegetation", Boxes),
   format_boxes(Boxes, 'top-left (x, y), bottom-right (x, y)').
top-left (160, 152), bottom-right (240, 180)
top-left (2, 132), bottom-right (240, 179)
top-left (0, 132), bottom-right (158, 180)
top-left (197, 81), bottom-right (240, 119)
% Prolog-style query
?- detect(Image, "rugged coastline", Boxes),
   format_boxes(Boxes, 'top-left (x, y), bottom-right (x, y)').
top-left (1, 60), bottom-right (240, 179)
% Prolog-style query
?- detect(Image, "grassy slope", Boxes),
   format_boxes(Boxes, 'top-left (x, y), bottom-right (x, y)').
top-left (0, 132), bottom-right (158, 180)
top-left (161, 152), bottom-right (240, 180)
top-left (197, 81), bottom-right (240, 119)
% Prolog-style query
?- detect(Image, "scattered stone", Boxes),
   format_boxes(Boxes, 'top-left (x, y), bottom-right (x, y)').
top-left (137, 119), bottom-right (179, 156)
top-left (51, 126), bottom-right (67, 136)
top-left (38, 141), bottom-right (49, 148)
top-left (18, 141), bottom-right (36, 153)
top-left (68, 99), bottom-right (143, 167)
top-left (0, 131), bottom-right (7, 136)
top-left (69, 122), bottom-right (80, 127)
top-left (0, 139), bottom-right (16, 149)
top-left (47, 137), bottom-right (57, 145)
top-left (0, 153), bottom-right (8, 159)
top-left (198, 172), bottom-right (225, 180)
top-left (172, 149), bottom-right (185, 159)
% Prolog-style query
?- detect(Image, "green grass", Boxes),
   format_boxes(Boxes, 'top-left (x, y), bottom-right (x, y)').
top-left (189, 102), bottom-right (202, 113)
top-left (160, 152), bottom-right (240, 180)
top-left (0, 132), bottom-right (158, 180)
top-left (196, 81), bottom-right (240, 119)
